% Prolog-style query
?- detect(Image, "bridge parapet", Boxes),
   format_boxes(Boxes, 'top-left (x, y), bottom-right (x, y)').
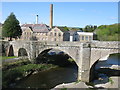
top-left (90, 41), bottom-right (119, 49)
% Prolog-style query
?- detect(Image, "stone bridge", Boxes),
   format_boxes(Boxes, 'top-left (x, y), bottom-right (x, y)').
top-left (2, 41), bottom-right (120, 82)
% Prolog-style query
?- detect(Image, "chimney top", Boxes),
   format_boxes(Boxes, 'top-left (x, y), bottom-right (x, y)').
top-left (36, 15), bottom-right (39, 24)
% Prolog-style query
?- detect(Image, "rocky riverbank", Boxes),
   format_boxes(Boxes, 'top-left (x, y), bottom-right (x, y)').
top-left (51, 81), bottom-right (92, 89)
top-left (51, 76), bottom-right (119, 89)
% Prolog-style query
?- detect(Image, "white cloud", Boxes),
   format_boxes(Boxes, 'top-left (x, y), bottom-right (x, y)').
top-left (110, 17), bottom-right (118, 20)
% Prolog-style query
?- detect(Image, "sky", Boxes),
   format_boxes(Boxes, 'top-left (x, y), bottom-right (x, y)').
top-left (1, 2), bottom-right (118, 28)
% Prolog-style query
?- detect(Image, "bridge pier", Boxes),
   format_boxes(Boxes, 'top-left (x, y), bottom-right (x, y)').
top-left (77, 43), bottom-right (91, 82)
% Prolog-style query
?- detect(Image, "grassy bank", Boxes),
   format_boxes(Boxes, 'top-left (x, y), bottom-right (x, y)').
top-left (2, 59), bottom-right (31, 70)
top-left (0, 56), bottom-right (17, 60)
top-left (2, 59), bottom-right (57, 88)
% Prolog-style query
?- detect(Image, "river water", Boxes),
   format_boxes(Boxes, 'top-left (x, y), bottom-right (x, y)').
top-left (13, 54), bottom-right (119, 89)
top-left (14, 65), bottom-right (78, 89)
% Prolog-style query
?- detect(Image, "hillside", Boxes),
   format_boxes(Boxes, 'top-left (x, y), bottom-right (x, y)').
top-left (95, 23), bottom-right (119, 41)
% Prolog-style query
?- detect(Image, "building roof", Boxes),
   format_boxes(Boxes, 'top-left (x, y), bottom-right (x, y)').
top-left (77, 32), bottom-right (93, 35)
top-left (52, 26), bottom-right (69, 32)
top-left (21, 24), bottom-right (49, 33)
top-left (21, 27), bottom-right (32, 32)
top-left (68, 31), bottom-right (76, 36)
top-left (77, 30), bottom-right (83, 32)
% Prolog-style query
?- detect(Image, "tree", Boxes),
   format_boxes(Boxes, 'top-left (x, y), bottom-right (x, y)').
top-left (96, 24), bottom-right (119, 41)
top-left (2, 12), bottom-right (22, 41)
top-left (83, 25), bottom-right (97, 32)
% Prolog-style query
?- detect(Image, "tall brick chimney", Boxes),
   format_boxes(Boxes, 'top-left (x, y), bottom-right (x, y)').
top-left (50, 4), bottom-right (53, 28)
top-left (36, 15), bottom-right (38, 24)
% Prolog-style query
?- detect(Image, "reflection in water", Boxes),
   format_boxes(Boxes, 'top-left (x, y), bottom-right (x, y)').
top-left (14, 66), bottom-right (78, 89)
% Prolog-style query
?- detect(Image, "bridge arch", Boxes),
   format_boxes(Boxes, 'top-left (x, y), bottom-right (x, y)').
top-left (18, 48), bottom-right (28, 57)
top-left (90, 48), bottom-right (119, 69)
top-left (7, 45), bottom-right (14, 56)
top-left (36, 47), bottom-right (79, 67)
top-left (89, 52), bottom-right (120, 82)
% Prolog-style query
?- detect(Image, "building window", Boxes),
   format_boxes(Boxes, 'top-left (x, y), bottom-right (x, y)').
top-left (55, 33), bottom-right (57, 36)
top-left (59, 33), bottom-right (61, 36)
top-left (82, 36), bottom-right (84, 40)
top-left (86, 36), bottom-right (88, 41)
top-left (89, 36), bottom-right (92, 41)
top-left (46, 33), bottom-right (47, 36)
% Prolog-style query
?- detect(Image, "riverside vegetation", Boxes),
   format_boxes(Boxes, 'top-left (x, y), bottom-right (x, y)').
top-left (2, 54), bottom-right (74, 88)
top-left (2, 59), bottom-right (57, 88)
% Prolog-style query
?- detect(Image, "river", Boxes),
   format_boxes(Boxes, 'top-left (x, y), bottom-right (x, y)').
top-left (12, 54), bottom-right (119, 89)
top-left (14, 65), bottom-right (78, 89)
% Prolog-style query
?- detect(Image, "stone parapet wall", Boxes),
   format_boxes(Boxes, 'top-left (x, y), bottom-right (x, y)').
top-left (90, 41), bottom-right (119, 49)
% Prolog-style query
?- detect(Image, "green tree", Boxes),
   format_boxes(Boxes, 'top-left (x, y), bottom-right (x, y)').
top-left (95, 24), bottom-right (119, 41)
top-left (83, 25), bottom-right (97, 32)
top-left (2, 12), bottom-right (22, 41)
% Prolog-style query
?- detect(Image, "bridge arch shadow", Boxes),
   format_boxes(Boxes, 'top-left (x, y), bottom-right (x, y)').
top-left (7, 45), bottom-right (14, 56)
top-left (18, 48), bottom-right (28, 57)
top-left (36, 48), bottom-right (78, 66)
top-left (89, 53), bottom-right (120, 82)
top-left (36, 48), bottom-right (79, 66)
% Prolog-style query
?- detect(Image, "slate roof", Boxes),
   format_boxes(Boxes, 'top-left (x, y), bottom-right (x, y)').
top-left (21, 24), bottom-right (49, 33)
top-left (68, 31), bottom-right (76, 36)
top-left (52, 26), bottom-right (69, 32)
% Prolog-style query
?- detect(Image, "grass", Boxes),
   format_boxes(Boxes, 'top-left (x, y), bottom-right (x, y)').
top-left (2, 59), bottom-right (31, 70)
top-left (109, 78), bottom-right (114, 84)
top-left (74, 80), bottom-right (81, 84)
top-left (61, 88), bottom-right (67, 90)
top-left (68, 58), bottom-right (74, 62)
top-left (2, 62), bottom-right (57, 88)
top-left (0, 56), bottom-right (17, 60)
